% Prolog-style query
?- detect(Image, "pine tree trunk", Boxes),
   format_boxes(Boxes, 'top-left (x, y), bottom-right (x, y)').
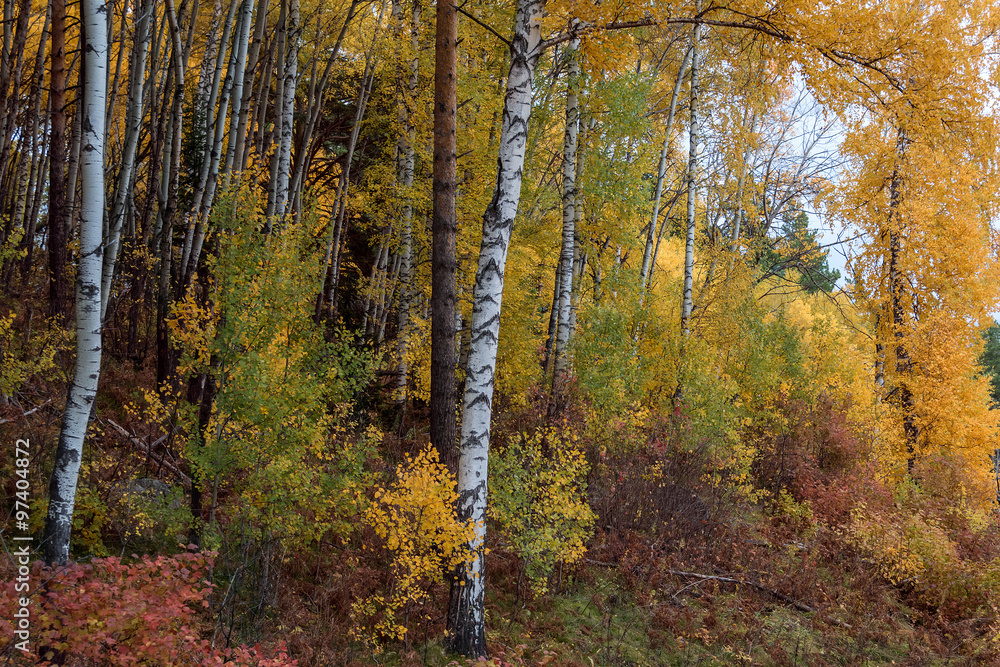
top-left (430, 0), bottom-right (458, 462)
top-left (43, 0), bottom-right (107, 567)
top-left (447, 0), bottom-right (544, 656)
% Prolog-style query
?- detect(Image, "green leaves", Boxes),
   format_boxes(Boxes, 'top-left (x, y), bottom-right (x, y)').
top-left (489, 427), bottom-right (595, 596)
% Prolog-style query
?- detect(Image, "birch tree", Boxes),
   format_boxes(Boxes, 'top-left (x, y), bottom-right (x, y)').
top-left (102, 0), bottom-right (153, 320)
top-left (447, 0), bottom-right (544, 655)
top-left (43, 0), bottom-right (107, 567)
top-left (550, 38), bottom-right (579, 406)
top-left (679, 18), bottom-right (699, 343)
top-left (394, 0), bottom-right (419, 408)
top-left (47, 0), bottom-right (69, 320)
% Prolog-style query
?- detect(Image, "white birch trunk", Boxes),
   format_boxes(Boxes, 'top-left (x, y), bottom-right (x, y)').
top-left (447, 0), bottom-right (544, 656)
top-left (185, 0), bottom-right (255, 282)
top-left (272, 0), bottom-right (299, 222)
top-left (221, 0), bottom-right (255, 177)
top-left (680, 21), bottom-right (700, 340)
top-left (43, 0), bottom-right (107, 567)
top-left (394, 0), bottom-right (419, 406)
top-left (101, 0), bottom-right (152, 320)
top-left (639, 136), bottom-right (669, 291)
top-left (552, 39), bottom-right (579, 389)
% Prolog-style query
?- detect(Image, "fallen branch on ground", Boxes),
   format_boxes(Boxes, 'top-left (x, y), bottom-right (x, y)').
top-left (0, 398), bottom-right (54, 424)
top-left (665, 569), bottom-right (852, 629)
top-left (105, 418), bottom-right (192, 489)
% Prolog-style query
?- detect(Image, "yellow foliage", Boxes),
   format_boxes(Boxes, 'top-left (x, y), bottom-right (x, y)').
top-left (0, 309), bottom-right (61, 397)
top-left (352, 446), bottom-right (476, 651)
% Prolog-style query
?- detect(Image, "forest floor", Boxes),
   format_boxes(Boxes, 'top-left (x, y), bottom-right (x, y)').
top-left (271, 499), bottom-right (998, 666)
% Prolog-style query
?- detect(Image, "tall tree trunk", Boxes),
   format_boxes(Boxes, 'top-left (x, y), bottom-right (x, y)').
top-left (220, 0), bottom-right (256, 178)
top-left (447, 0), bottom-right (544, 656)
top-left (640, 43), bottom-right (690, 295)
top-left (0, 0), bottom-right (30, 204)
top-left (184, 0), bottom-right (255, 286)
top-left (888, 128), bottom-right (917, 472)
top-left (180, 0), bottom-right (240, 280)
top-left (47, 0), bottom-right (69, 320)
top-left (228, 0), bottom-right (267, 174)
top-left (675, 18), bottom-right (700, 405)
top-left (5, 1), bottom-right (47, 288)
top-left (394, 0), bottom-right (419, 409)
top-left (271, 0), bottom-right (299, 224)
top-left (430, 0), bottom-right (458, 462)
top-left (639, 136), bottom-right (669, 291)
top-left (156, 0), bottom-right (187, 389)
top-left (43, 0), bottom-right (107, 567)
top-left (550, 38), bottom-right (579, 409)
top-left (316, 57), bottom-right (375, 322)
top-left (680, 22), bottom-right (699, 341)
top-left (264, 0), bottom-right (287, 223)
top-left (287, 0), bottom-right (360, 198)
top-left (102, 0), bottom-right (153, 320)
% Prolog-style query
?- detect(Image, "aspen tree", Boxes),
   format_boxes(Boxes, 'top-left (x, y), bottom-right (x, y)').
top-left (640, 43), bottom-right (690, 295)
top-left (12, 4), bottom-right (48, 287)
top-left (448, 0), bottom-right (544, 656)
top-left (43, 0), bottom-right (107, 566)
top-left (47, 0), bottom-right (69, 320)
top-left (395, 0), bottom-right (420, 408)
top-left (679, 15), bottom-right (699, 342)
top-left (551, 37), bottom-right (579, 405)
top-left (272, 0), bottom-right (300, 223)
top-left (102, 0), bottom-right (153, 320)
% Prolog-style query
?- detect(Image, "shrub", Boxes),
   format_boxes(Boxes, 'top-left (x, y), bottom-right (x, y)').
top-left (489, 427), bottom-right (596, 595)
top-left (352, 446), bottom-right (476, 651)
top-left (0, 551), bottom-right (295, 666)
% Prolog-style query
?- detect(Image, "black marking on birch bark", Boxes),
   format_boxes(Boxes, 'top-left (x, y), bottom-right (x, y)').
top-left (457, 481), bottom-right (486, 509)
top-left (479, 257), bottom-right (505, 281)
top-left (467, 392), bottom-right (491, 409)
top-left (470, 328), bottom-right (498, 345)
top-left (463, 432), bottom-right (486, 450)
